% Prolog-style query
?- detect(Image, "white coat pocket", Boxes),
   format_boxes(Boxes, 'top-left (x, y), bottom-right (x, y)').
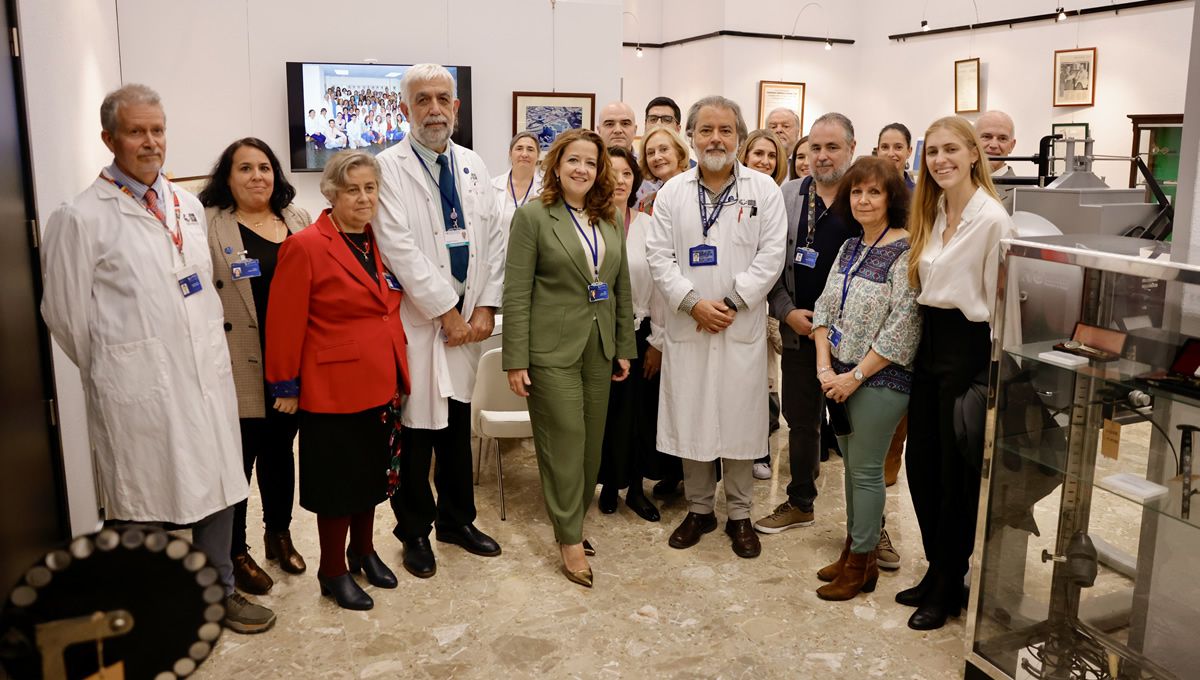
top-left (727, 308), bottom-right (766, 344)
top-left (92, 338), bottom-right (169, 404)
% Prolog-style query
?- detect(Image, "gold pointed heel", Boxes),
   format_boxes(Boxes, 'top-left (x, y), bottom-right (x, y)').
top-left (560, 564), bottom-right (594, 588)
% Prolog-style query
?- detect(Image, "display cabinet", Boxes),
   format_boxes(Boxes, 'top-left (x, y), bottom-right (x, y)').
top-left (966, 234), bottom-right (1200, 680)
top-left (1127, 114), bottom-right (1183, 206)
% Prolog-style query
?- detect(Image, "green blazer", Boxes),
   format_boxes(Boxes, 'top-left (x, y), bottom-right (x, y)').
top-left (502, 199), bottom-right (637, 370)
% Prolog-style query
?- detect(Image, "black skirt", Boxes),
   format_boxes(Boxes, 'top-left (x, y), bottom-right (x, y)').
top-left (297, 404), bottom-right (393, 516)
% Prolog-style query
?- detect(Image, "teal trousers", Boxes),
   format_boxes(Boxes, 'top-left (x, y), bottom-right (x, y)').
top-left (837, 386), bottom-right (909, 553)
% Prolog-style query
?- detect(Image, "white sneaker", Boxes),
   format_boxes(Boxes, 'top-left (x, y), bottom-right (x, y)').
top-left (752, 462), bottom-right (771, 480)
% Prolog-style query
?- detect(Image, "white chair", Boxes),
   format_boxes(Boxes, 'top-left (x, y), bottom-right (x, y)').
top-left (471, 347), bottom-right (532, 520)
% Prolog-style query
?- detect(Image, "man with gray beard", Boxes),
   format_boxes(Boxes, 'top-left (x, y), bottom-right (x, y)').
top-left (755, 113), bottom-right (857, 535)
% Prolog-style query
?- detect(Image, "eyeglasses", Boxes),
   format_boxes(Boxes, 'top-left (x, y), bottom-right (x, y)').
top-left (646, 115), bottom-right (677, 125)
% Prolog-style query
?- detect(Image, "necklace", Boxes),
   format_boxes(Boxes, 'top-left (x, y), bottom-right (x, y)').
top-left (237, 210), bottom-right (285, 241)
top-left (330, 214), bottom-right (372, 262)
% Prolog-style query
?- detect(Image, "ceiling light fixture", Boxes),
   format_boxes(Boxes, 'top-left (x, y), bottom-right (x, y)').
top-left (1057, 6), bottom-right (1067, 21)
top-left (824, 38), bottom-right (833, 50)
top-left (921, 19), bottom-right (929, 31)
top-left (635, 46), bottom-right (643, 58)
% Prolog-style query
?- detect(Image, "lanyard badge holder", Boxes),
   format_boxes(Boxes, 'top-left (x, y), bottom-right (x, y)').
top-left (794, 181), bottom-right (822, 269)
top-left (689, 181), bottom-right (735, 267)
top-left (568, 208), bottom-right (608, 302)
top-left (829, 227), bottom-right (890, 348)
top-left (99, 173), bottom-right (201, 298)
top-left (230, 250), bottom-right (262, 281)
top-left (417, 151), bottom-right (471, 250)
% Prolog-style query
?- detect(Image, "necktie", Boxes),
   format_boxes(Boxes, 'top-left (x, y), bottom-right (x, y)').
top-left (436, 154), bottom-right (468, 282)
top-left (143, 187), bottom-right (167, 225)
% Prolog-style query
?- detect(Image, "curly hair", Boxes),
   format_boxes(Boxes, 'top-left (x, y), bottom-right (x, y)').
top-left (539, 129), bottom-right (616, 224)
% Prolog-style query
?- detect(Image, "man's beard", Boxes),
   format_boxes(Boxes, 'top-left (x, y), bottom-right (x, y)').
top-left (699, 147), bottom-right (733, 172)
top-left (412, 114), bottom-right (454, 148)
top-left (813, 158), bottom-right (851, 185)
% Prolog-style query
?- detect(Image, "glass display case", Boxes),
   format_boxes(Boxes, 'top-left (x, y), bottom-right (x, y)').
top-left (966, 234), bottom-right (1200, 680)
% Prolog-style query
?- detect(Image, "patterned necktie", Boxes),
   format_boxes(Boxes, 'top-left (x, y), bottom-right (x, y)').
top-left (143, 187), bottom-right (167, 225)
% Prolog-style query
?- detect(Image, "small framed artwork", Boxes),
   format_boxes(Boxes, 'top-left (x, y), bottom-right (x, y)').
top-left (1051, 122), bottom-right (1090, 158)
top-left (954, 58), bottom-right (981, 113)
top-left (168, 174), bottom-right (211, 195)
top-left (1053, 47), bottom-right (1097, 107)
top-left (757, 80), bottom-right (806, 131)
top-left (512, 91), bottom-right (595, 151)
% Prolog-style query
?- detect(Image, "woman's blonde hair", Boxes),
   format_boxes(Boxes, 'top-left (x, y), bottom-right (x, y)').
top-left (539, 129), bottom-right (616, 225)
top-left (739, 129), bottom-right (788, 185)
top-left (638, 126), bottom-right (691, 182)
top-left (907, 116), bottom-right (999, 287)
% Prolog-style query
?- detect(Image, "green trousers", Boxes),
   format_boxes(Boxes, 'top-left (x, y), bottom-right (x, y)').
top-left (838, 385), bottom-right (909, 553)
top-left (527, 323), bottom-right (613, 544)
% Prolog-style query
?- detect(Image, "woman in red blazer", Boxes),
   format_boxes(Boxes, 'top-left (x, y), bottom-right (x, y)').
top-left (266, 150), bottom-right (409, 611)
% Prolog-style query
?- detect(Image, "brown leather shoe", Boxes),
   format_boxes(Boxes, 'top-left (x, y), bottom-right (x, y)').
top-left (232, 552), bottom-right (273, 595)
top-left (668, 512), bottom-right (717, 549)
top-left (817, 534), bottom-right (852, 582)
top-left (817, 550), bottom-right (879, 601)
top-left (264, 530), bottom-right (307, 574)
top-left (725, 519), bottom-right (761, 558)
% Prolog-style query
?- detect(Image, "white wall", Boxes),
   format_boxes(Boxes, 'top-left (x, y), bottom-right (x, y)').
top-left (115, 0), bottom-right (622, 217)
top-left (18, 0), bottom-right (121, 536)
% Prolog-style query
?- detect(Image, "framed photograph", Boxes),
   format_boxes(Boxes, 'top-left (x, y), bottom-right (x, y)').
top-left (512, 91), bottom-right (595, 151)
top-left (169, 174), bottom-right (210, 195)
top-left (757, 80), bottom-right (805, 131)
top-left (1051, 122), bottom-right (1090, 158)
top-left (954, 58), bottom-right (981, 113)
top-left (1053, 47), bottom-right (1097, 107)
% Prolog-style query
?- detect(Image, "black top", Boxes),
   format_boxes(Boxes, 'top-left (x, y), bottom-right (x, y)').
top-left (238, 224), bottom-right (284, 349)
top-left (342, 231), bottom-right (379, 283)
top-left (792, 176), bottom-right (856, 311)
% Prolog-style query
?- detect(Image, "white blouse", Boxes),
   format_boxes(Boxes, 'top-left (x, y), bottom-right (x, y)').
top-left (915, 186), bottom-right (1016, 325)
top-left (625, 211), bottom-right (667, 349)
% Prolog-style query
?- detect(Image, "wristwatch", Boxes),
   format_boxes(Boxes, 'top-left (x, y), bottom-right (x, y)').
top-left (853, 367), bottom-right (865, 381)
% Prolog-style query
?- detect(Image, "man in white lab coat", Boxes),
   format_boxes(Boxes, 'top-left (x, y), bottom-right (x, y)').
top-left (646, 95), bottom-right (788, 559)
top-left (40, 84), bottom-right (275, 633)
top-left (374, 64), bottom-right (505, 579)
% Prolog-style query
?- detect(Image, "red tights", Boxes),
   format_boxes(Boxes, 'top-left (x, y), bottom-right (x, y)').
top-left (315, 511), bottom-right (375, 578)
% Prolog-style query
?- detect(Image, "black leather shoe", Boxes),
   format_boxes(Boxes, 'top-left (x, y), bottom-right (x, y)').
top-left (652, 478), bottom-right (683, 498)
top-left (625, 492), bottom-right (660, 522)
top-left (668, 512), bottom-right (718, 549)
top-left (896, 572), bottom-right (936, 607)
top-left (318, 573), bottom-right (373, 610)
top-left (401, 537), bottom-right (437, 578)
top-left (347, 549), bottom-right (398, 589)
top-left (598, 485), bottom-right (619, 514)
top-left (435, 524), bottom-right (501, 557)
top-left (908, 603), bottom-right (952, 630)
top-left (582, 539), bottom-right (596, 556)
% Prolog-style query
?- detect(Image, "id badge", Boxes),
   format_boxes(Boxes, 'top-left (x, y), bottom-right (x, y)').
top-left (689, 244), bottom-right (717, 267)
top-left (588, 281), bottom-right (610, 303)
top-left (384, 272), bottom-right (402, 291)
top-left (829, 325), bottom-right (843, 348)
top-left (445, 228), bottom-right (470, 248)
top-left (231, 258), bottom-right (261, 281)
top-left (795, 247), bottom-right (819, 268)
top-left (176, 265), bottom-right (203, 298)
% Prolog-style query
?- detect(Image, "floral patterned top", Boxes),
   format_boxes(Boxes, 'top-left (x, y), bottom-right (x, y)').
top-left (812, 236), bottom-right (921, 394)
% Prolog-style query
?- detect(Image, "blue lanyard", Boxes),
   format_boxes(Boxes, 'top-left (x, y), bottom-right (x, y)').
top-left (414, 149), bottom-right (461, 215)
top-left (838, 228), bottom-right (890, 319)
top-left (510, 171), bottom-right (534, 209)
top-left (566, 205), bottom-right (600, 281)
top-left (697, 180), bottom-right (736, 239)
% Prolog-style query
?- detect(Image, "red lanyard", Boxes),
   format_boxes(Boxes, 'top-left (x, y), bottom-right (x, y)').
top-left (99, 173), bottom-right (184, 256)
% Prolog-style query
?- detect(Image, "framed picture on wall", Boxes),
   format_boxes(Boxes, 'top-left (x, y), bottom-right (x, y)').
top-left (1053, 47), bottom-right (1097, 107)
top-left (1051, 122), bottom-right (1090, 160)
top-left (757, 81), bottom-right (805, 131)
top-left (954, 58), bottom-right (981, 113)
top-left (512, 91), bottom-right (595, 151)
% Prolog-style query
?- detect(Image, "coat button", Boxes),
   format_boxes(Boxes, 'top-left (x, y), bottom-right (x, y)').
top-left (223, 322), bottom-right (233, 332)
top-left (216, 280), bottom-right (224, 289)
top-left (382, 315), bottom-right (389, 321)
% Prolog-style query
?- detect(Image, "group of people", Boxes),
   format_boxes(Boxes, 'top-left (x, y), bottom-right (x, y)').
top-left (39, 65), bottom-right (1019, 642)
top-left (304, 84), bottom-right (411, 151)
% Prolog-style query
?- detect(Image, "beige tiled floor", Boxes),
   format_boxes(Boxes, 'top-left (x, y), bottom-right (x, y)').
top-left (195, 428), bottom-right (969, 679)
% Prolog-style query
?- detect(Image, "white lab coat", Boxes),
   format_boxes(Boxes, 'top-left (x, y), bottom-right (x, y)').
top-left (40, 177), bottom-right (247, 524)
top-left (375, 139), bottom-right (505, 430)
top-left (646, 164), bottom-right (787, 461)
top-left (490, 169), bottom-right (543, 245)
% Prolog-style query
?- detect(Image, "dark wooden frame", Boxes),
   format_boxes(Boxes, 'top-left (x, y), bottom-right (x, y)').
top-left (511, 91), bottom-right (595, 141)
top-left (954, 57), bottom-right (981, 113)
top-left (1053, 47), bottom-right (1098, 107)
top-left (756, 80), bottom-right (806, 131)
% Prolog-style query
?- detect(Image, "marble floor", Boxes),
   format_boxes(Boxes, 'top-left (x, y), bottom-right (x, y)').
top-left (193, 424), bottom-right (971, 680)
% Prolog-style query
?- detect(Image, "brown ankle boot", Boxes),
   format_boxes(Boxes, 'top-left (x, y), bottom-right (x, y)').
top-left (817, 535), bottom-right (852, 582)
top-left (264, 530), bottom-right (307, 574)
top-left (232, 552), bottom-right (274, 595)
top-left (816, 550), bottom-right (879, 601)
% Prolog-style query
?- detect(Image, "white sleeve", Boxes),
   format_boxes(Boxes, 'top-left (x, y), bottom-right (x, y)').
top-left (40, 205), bottom-right (95, 371)
top-left (731, 181), bottom-right (788, 307)
top-left (473, 157), bottom-right (505, 308)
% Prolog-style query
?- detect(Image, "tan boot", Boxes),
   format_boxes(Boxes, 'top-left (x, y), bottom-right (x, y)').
top-left (816, 550), bottom-right (879, 601)
top-left (884, 416), bottom-right (907, 487)
top-left (817, 534), bottom-right (852, 582)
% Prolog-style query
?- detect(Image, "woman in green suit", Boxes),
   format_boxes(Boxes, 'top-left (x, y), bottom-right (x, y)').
top-left (503, 129), bottom-right (637, 588)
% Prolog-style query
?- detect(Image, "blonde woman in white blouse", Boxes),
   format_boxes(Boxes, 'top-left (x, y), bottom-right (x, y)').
top-left (899, 116), bottom-right (1016, 631)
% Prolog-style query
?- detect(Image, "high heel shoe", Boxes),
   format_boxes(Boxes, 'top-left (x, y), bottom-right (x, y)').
top-left (347, 549), bottom-right (398, 589)
top-left (582, 539), bottom-right (596, 556)
top-left (318, 573), bottom-right (373, 610)
top-left (560, 544), bottom-right (593, 588)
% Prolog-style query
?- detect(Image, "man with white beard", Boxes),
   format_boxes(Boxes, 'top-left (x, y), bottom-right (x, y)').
top-left (646, 95), bottom-right (787, 559)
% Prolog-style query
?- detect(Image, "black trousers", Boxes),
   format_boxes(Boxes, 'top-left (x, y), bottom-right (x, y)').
top-left (231, 398), bottom-right (299, 557)
top-left (600, 318), bottom-right (678, 487)
top-left (906, 306), bottom-right (991, 594)
top-left (782, 339), bottom-right (822, 511)
top-left (389, 398), bottom-right (477, 540)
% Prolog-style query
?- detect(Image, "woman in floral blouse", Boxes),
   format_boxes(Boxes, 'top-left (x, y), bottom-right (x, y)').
top-left (810, 157), bottom-right (920, 601)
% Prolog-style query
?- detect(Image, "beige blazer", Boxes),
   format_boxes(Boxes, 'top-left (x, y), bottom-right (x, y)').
top-left (206, 204), bottom-right (311, 418)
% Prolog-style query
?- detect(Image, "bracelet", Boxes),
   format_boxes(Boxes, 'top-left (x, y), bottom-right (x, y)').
top-left (817, 366), bottom-right (832, 374)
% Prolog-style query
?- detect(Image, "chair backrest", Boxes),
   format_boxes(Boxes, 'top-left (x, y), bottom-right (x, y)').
top-left (471, 348), bottom-right (529, 433)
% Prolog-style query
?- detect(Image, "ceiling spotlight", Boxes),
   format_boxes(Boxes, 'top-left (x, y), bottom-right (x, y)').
top-left (824, 39), bottom-right (833, 51)
top-left (1056, 6), bottom-right (1067, 21)
top-left (921, 19), bottom-right (929, 31)
top-left (635, 46), bottom-right (644, 58)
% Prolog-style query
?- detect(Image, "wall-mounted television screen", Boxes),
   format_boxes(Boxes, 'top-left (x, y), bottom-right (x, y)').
top-left (285, 61), bottom-right (473, 172)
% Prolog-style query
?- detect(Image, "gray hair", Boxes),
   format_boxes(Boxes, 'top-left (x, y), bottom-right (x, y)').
top-left (811, 112), bottom-right (855, 145)
top-left (400, 63), bottom-right (456, 104)
top-left (100, 83), bottom-right (163, 136)
top-left (320, 150), bottom-right (380, 203)
top-left (509, 130), bottom-right (540, 152)
top-left (767, 107), bottom-right (800, 127)
top-left (686, 96), bottom-right (749, 146)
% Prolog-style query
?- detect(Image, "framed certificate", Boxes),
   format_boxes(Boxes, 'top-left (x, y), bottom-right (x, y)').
top-left (1053, 47), bottom-right (1097, 107)
top-left (954, 58), bottom-right (981, 113)
top-left (757, 81), bottom-right (806, 131)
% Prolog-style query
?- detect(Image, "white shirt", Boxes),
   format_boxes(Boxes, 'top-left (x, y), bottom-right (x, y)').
top-left (915, 186), bottom-right (1016, 325)
top-left (625, 210), bottom-right (667, 349)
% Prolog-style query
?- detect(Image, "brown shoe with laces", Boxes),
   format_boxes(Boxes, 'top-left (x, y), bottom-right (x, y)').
top-left (232, 552), bottom-right (273, 595)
